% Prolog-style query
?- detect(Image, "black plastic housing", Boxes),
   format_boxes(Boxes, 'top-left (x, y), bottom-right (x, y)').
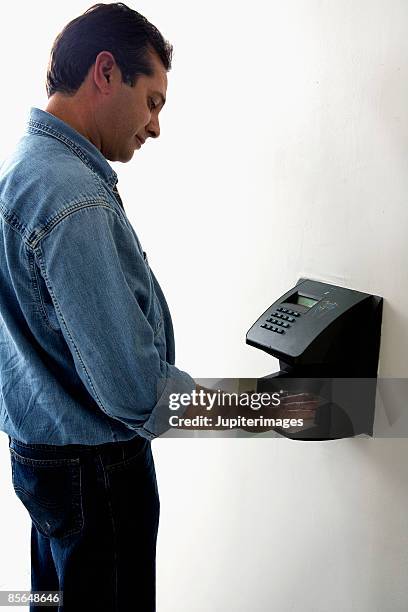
top-left (246, 279), bottom-right (383, 440)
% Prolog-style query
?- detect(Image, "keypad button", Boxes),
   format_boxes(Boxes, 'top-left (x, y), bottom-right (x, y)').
top-left (262, 313), bottom-right (294, 331)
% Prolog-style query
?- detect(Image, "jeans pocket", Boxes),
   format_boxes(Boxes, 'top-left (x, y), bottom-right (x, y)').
top-left (9, 448), bottom-right (83, 539)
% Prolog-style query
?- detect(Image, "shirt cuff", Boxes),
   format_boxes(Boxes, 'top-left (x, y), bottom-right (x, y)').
top-left (139, 365), bottom-right (196, 439)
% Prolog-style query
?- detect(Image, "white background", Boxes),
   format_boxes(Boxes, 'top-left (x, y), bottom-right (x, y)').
top-left (1, 1), bottom-right (408, 610)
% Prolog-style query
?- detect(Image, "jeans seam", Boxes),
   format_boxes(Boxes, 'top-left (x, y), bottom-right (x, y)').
top-left (9, 437), bottom-right (138, 451)
top-left (9, 448), bottom-right (80, 467)
top-left (105, 442), bottom-right (147, 472)
top-left (98, 453), bottom-right (119, 612)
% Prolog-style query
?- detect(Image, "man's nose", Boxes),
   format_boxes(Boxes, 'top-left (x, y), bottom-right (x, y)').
top-left (147, 116), bottom-right (160, 139)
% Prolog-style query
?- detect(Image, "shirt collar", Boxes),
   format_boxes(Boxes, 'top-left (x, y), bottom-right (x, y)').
top-left (26, 107), bottom-right (118, 188)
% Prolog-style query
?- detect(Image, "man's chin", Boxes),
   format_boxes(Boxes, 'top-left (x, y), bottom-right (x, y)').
top-left (124, 149), bottom-right (135, 162)
top-left (111, 148), bottom-right (135, 163)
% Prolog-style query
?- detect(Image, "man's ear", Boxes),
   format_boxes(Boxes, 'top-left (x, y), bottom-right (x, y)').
top-left (94, 51), bottom-right (115, 92)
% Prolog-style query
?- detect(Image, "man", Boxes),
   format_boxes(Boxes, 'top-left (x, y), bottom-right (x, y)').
top-left (0, 3), bottom-right (317, 610)
top-left (0, 4), bottom-right (195, 610)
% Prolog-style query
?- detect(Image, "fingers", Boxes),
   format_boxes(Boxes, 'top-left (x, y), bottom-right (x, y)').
top-left (280, 392), bottom-right (319, 402)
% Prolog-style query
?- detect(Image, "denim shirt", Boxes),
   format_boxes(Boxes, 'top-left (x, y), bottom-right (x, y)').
top-left (0, 107), bottom-right (195, 444)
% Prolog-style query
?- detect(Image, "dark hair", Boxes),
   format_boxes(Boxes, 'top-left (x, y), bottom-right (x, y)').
top-left (46, 2), bottom-right (173, 97)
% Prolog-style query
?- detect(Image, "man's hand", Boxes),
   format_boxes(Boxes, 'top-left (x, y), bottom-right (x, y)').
top-left (237, 391), bottom-right (321, 434)
top-left (180, 385), bottom-right (321, 434)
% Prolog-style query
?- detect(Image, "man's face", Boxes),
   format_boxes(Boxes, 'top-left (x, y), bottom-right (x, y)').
top-left (97, 50), bottom-right (167, 163)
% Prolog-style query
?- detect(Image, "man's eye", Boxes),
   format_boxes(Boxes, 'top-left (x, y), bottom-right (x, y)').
top-left (149, 98), bottom-right (157, 110)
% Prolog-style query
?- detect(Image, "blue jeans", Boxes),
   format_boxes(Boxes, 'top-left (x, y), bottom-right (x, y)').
top-left (8, 435), bottom-right (160, 611)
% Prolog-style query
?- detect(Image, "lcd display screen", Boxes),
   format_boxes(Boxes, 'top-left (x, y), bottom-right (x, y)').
top-left (296, 295), bottom-right (318, 308)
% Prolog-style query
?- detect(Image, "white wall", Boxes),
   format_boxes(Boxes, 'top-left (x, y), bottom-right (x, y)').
top-left (1, 1), bottom-right (407, 610)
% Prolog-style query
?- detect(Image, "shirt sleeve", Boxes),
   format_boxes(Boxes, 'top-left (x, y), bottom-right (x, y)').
top-left (35, 203), bottom-right (195, 440)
